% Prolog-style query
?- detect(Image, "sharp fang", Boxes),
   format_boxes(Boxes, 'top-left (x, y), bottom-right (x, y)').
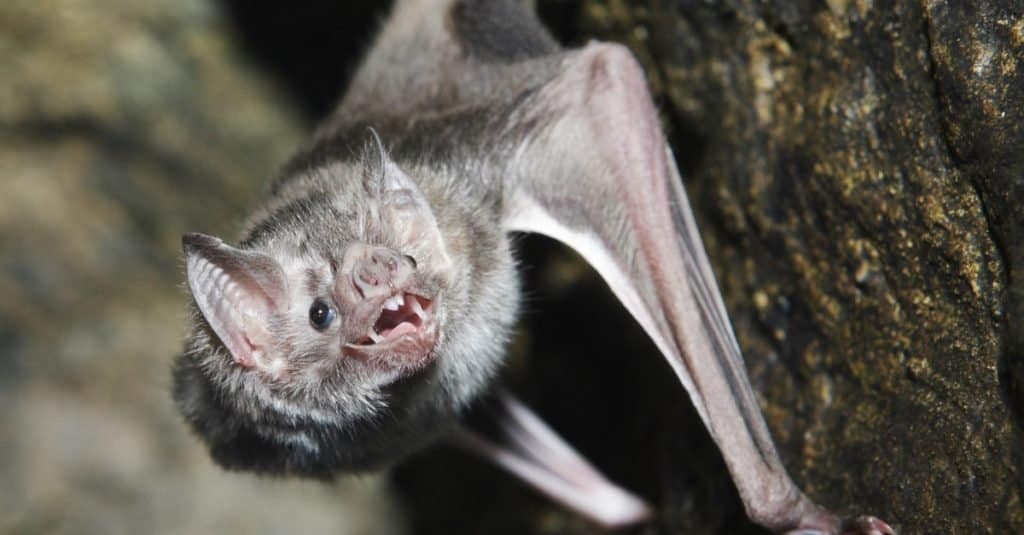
top-left (383, 295), bottom-right (403, 311)
top-left (368, 330), bottom-right (384, 344)
top-left (409, 297), bottom-right (426, 320)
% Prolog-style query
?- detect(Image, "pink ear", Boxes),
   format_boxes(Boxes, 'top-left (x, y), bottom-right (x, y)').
top-left (183, 233), bottom-right (286, 368)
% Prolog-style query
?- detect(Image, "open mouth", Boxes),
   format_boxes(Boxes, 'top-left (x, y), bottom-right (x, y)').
top-left (352, 292), bottom-right (434, 346)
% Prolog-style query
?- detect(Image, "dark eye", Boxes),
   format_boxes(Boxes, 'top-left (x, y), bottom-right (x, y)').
top-left (309, 300), bottom-right (335, 330)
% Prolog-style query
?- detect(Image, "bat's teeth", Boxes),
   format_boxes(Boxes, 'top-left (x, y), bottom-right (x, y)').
top-left (409, 296), bottom-right (426, 320)
top-left (368, 330), bottom-right (384, 344)
top-left (383, 294), bottom-right (404, 311)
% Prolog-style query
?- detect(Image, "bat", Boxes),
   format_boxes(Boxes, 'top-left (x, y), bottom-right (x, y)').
top-left (173, 0), bottom-right (893, 533)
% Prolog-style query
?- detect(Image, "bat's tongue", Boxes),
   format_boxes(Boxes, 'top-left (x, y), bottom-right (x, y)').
top-left (373, 293), bottom-right (428, 340)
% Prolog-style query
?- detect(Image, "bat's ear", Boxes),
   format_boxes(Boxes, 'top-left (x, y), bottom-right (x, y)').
top-left (182, 233), bottom-right (286, 368)
top-left (378, 161), bottom-right (453, 271)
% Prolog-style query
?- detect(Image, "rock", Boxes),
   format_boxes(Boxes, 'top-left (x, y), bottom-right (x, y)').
top-left (535, 0), bottom-right (1022, 532)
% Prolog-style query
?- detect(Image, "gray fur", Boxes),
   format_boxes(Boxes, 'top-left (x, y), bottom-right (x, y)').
top-left (176, 130), bottom-right (519, 474)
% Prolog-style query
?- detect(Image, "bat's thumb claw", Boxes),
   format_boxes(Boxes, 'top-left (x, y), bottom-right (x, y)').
top-left (839, 516), bottom-right (894, 535)
top-left (782, 513), bottom-right (894, 535)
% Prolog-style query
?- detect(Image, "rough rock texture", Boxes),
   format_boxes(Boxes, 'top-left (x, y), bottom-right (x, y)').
top-left (0, 1), bottom-right (400, 533)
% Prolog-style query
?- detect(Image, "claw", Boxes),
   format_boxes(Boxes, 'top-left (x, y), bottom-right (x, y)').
top-left (840, 516), bottom-right (894, 535)
top-left (784, 514), bottom-right (894, 535)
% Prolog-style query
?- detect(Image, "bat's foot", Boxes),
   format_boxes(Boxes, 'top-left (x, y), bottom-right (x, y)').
top-left (784, 513), bottom-right (894, 535)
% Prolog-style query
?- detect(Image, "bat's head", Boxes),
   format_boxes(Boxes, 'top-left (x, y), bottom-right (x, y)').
top-left (173, 138), bottom-right (517, 476)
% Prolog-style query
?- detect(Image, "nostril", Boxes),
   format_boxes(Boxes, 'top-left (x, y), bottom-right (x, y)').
top-left (404, 255), bottom-right (417, 269)
top-left (359, 268), bottom-right (380, 287)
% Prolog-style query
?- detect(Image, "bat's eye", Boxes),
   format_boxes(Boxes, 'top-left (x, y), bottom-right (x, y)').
top-left (309, 300), bottom-right (335, 330)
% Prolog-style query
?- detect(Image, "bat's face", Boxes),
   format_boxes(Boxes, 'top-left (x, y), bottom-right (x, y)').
top-left (173, 146), bottom-right (517, 474)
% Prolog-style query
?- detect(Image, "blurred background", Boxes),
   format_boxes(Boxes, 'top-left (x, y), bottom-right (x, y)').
top-left (0, 1), bottom-right (410, 533)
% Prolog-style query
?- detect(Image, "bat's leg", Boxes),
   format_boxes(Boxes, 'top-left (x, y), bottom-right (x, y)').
top-left (450, 390), bottom-right (653, 529)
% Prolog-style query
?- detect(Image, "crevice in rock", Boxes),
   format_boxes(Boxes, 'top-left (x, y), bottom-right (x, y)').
top-left (919, 5), bottom-right (1020, 435)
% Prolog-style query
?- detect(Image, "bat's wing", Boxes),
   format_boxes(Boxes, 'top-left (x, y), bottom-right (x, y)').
top-left (499, 42), bottom-right (890, 535)
top-left (500, 41), bottom-right (810, 530)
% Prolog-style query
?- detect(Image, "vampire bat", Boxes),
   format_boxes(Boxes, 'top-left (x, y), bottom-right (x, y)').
top-left (173, 0), bottom-right (893, 533)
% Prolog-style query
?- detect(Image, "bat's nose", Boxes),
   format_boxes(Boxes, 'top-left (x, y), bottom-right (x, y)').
top-left (342, 243), bottom-right (416, 300)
